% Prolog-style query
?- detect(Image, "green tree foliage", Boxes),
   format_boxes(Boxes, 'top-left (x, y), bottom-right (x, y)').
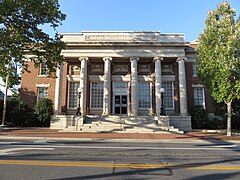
top-left (0, 0), bottom-right (66, 80)
top-left (0, 0), bottom-right (66, 125)
top-left (196, 2), bottom-right (240, 136)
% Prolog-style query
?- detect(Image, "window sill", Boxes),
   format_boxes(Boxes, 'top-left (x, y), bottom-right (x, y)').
top-left (38, 75), bottom-right (48, 78)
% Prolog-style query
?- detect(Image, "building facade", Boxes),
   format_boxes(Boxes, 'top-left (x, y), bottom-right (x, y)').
top-left (20, 31), bottom-right (215, 131)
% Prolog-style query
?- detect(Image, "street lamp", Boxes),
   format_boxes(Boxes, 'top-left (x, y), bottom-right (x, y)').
top-left (76, 87), bottom-right (81, 116)
top-left (160, 88), bottom-right (166, 115)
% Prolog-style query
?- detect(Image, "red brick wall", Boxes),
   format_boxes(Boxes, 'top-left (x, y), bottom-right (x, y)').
top-left (20, 61), bottom-right (56, 107)
top-left (185, 61), bottom-right (215, 113)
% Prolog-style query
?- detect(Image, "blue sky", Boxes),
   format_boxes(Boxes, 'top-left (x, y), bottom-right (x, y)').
top-left (1, 0), bottom-right (240, 93)
top-left (49, 0), bottom-right (240, 42)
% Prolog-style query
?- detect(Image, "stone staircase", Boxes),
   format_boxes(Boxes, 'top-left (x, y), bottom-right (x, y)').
top-left (62, 115), bottom-right (184, 134)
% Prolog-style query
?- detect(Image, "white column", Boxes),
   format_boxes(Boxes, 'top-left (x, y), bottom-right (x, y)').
top-left (103, 57), bottom-right (112, 115)
top-left (154, 57), bottom-right (163, 115)
top-left (54, 63), bottom-right (63, 114)
top-left (79, 57), bottom-right (89, 116)
top-left (177, 57), bottom-right (188, 115)
top-left (130, 57), bottom-right (139, 116)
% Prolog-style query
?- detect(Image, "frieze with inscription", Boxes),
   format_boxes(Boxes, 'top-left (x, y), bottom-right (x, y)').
top-left (85, 35), bottom-right (158, 42)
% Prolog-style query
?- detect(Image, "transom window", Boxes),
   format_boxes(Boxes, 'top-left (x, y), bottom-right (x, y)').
top-left (162, 82), bottom-right (174, 109)
top-left (113, 82), bottom-right (128, 89)
top-left (91, 82), bottom-right (103, 108)
top-left (138, 82), bottom-right (151, 109)
top-left (194, 87), bottom-right (205, 107)
top-left (68, 82), bottom-right (79, 108)
top-left (39, 63), bottom-right (48, 75)
top-left (37, 87), bottom-right (48, 100)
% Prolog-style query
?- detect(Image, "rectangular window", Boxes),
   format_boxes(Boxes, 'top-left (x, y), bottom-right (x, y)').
top-left (91, 82), bottom-right (103, 108)
top-left (162, 82), bottom-right (174, 109)
top-left (194, 88), bottom-right (205, 107)
top-left (138, 82), bottom-right (151, 109)
top-left (39, 63), bottom-right (48, 75)
top-left (68, 82), bottom-right (80, 108)
top-left (192, 62), bottom-right (197, 77)
top-left (37, 87), bottom-right (48, 100)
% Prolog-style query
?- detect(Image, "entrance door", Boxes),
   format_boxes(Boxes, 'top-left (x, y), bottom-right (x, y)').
top-left (114, 95), bottom-right (127, 115)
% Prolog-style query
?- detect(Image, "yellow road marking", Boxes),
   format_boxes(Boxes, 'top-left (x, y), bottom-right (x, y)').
top-left (0, 160), bottom-right (240, 171)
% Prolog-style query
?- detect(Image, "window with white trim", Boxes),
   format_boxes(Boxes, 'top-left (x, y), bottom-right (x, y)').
top-left (37, 87), bottom-right (48, 100)
top-left (162, 82), bottom-right (174, 109)
top-left (194, 87), bottom-right (205, 107)
top-left (138, 82), bottom-right (151, 108)
top-left (68, 82), bottom-right (79, 108)
top-left (192, 62), bottom-right (197, 77)
top-left (91, 82), bottom-right (103, 108)
top-left (39, 63), bottom-right (48, 75)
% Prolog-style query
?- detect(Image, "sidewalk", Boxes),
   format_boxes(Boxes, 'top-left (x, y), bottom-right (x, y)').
top-left (0, 127), bottom-right (240, 142)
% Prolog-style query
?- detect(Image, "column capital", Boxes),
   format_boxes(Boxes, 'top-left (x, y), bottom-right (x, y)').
top-left (130, 57), bottom-right (139, 62)
top-left (103, 57), bottom-right (112, 62)
top-left (79, 57), bottom-right (89, 61)
top-left (153, 56), bottom-right (164, 61)
top-left (177, 57), bottom-right (187, 62)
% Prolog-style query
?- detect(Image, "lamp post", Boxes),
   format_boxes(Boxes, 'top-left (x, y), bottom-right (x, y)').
top-left (160, 88), bottom-right (165, 115)
top-left (76, 87), bottom-right (81, 116)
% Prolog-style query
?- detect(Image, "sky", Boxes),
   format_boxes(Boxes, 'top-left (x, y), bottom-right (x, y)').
top-left (1, 0), bottom-right (240, 93)
top-left (50, 0), bottom-right (240, 42)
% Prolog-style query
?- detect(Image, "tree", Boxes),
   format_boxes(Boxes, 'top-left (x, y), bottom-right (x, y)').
top-left (0, 0), bottom-right (66, 126)
top-left (196, 2), bottom-right (240, 136)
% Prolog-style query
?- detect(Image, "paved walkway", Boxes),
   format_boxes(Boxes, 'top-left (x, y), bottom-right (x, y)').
top-left (0, 127), bottom-right (239, 142)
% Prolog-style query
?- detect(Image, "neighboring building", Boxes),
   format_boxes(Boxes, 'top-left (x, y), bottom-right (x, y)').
top-left (20, 31), bottom-right (215, 131)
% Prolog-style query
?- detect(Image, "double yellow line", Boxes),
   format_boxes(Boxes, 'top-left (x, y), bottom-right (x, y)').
top-left (0, 160), bottom-right (240, 171)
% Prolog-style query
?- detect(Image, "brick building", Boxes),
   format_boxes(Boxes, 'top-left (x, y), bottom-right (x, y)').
top-left (20, 31), bottom-right (215, 132)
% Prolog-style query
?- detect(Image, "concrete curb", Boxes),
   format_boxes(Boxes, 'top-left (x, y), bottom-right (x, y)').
top-left (1, 135), bottom-right (240, 144)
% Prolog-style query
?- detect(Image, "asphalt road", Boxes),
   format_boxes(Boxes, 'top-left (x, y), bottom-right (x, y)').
top-left (0, 140), bottom-right (240, 180)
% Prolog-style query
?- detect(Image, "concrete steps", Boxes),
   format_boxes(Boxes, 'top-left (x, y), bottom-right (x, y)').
top-left (61, 115), bottom-right (184, 134)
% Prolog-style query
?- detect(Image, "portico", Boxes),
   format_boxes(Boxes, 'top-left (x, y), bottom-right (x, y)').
top-left (50, 31), bottom-right (194, 131)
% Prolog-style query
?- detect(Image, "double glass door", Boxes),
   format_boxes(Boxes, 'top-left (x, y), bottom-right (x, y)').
top-left (114, 95), bottom-right (127, 115)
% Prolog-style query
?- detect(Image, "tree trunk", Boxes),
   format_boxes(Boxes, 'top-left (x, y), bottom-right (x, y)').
top-left (1, 73), bottom-right (9, 126)
top-left (226, 101), bottom-right (232, 137)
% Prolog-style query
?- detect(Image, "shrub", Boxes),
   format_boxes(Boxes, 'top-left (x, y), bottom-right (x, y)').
top-left (190, 106), bottom-right (208, 129)
top-left (34, 98), bottom-right (53, 127)
top-left (0, 98), bottom-right (37, 126)
top-left (10, 99), bottom-right (38, 126)
top-left (206, 118), bottom-right (226, 129)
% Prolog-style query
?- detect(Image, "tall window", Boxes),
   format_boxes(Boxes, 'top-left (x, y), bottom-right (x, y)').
top-left (68, 82), bottom-right (79, 108)
top-left (37, 87), bottom-right (48, 100)
top-left (194, 87), bottom-right (205, 107)
top-left (91, 82), bottom-right (103, 108)
top-left (138, 82), bottom-right (151, 108)
top-left (162, 82), bottom-right (174, 109)
top-left (39, 63), bottom-right (48, 75)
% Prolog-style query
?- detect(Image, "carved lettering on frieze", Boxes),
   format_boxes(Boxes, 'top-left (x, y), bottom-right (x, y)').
top-left (85, 35), bottom-right (158, 41)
